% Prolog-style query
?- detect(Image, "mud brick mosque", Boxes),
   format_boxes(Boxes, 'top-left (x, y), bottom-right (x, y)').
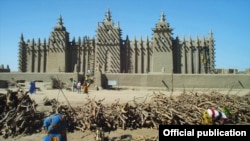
top-left (18, 9), bottom-right (215, 75)
top-left (1, 9), bottom-right (249, 89)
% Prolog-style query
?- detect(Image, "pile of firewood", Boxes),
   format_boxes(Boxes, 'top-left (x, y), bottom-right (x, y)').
top-left (55, 91), bottom-right (249, 134)
top-left (0, 89), bottom-right (249, 140)
top-left (0, 89), bottom-right (44, 138)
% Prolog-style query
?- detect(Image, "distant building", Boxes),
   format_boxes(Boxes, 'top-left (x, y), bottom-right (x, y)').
top-left (215, 69), bottom-right (238, 74)
top-left (18, 9), bottom-right (215, 75)
top-left (245, 68), bottom-right (250, 74)
top-left (0, 64), bottom-right (10, 72)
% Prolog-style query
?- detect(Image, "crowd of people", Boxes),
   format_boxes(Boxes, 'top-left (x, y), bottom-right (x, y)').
top-left (72, 75), bottom-right (90, 94)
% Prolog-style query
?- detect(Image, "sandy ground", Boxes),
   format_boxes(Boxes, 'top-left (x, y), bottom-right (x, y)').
top-left (1, 87), bottom-right (249, 141)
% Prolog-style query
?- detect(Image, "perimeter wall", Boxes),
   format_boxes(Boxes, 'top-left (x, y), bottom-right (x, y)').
top-left (104, 73), bottom-right (250, 89)
top-left (0, 73), bottom-right (250, 89)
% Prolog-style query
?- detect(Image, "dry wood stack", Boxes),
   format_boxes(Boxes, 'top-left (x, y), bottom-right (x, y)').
top-left (0, 89), bottom-right (44, 139)
top-left (0, 88), bottom-right (249, 140)
top-left (54, 91), bottom-right (249, 131)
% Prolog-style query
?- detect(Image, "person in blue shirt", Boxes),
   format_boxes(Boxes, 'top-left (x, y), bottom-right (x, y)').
top-left (43, 113), bottom-right (67, 141)
top-left (72, 80), bottom-right (77, 92)
top-left (29, 81), bottom-right (36, 94)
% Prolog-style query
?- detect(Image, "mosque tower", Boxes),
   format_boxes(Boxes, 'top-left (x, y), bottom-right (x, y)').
top-left (151, 12), bottom-right (173, 73)
top-left (47, 16), bottom-right (70, 72)
top-left (95, 9), bottom-right (122, 73)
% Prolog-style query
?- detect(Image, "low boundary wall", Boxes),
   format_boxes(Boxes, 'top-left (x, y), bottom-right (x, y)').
top-left (104, 73), bottom-right (250, 89)
top-left (0, 72), bottom-right (78, 82)
top-left (0, 73), bottom-right (79, 89)
top-left (0, 73), bottom-right (250, 89)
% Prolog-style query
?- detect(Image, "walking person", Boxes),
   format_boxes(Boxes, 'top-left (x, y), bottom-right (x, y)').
top-left (72, 80), bottom-right (77, 92)
top-left (85, 75), bottom-right (89, 86)
top-left (29, 80), bottom-right (36, 94)
top-left (83, 82), bottom-right (88, 94)
top-left (77, 81), bottom-right (81, 93)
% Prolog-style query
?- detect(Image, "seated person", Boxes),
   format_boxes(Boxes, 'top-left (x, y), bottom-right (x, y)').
top-left (202, 107), bottom-right (231, 125)
top-left (43, 113), bottom-right (67, 141)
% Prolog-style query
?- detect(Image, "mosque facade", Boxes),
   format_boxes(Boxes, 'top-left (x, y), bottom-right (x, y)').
top-left (18, 9), bottom-right (215, 75)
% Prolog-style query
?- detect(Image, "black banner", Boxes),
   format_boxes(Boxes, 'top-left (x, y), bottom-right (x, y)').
top-left (159, 125), bottom-right (249, 140)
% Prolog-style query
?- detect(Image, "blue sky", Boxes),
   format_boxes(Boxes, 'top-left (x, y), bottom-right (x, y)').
top-left (0, 0), bottom-right (249, 72)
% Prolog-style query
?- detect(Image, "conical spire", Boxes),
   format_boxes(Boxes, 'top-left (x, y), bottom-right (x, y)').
top-left (126, 35), bottom-right (129, 40)
top-left (38, 38), bottom-right (41, 46)
top-left (140, 36), bottom-right (143, 45)
top-left (195, 35), bottom-right (200, 47)
top-left (83, 36), bottom-right (86, 44)
top-left (196, 35), bottom-right (199, 41)
top-left (20, 33), bottom-right (24, 41)
top-left (105, 9), bottom-right (111, 21)
top-left (201, 35), bottom-right (206, 46)
top-left (54, 15), bottom-right (66, 31)
top-left (72, 37), bottom-right (75, 43)
top-left (78, 36), bottom-right (81, 45)
top-left (31, 38), bottom-right (35, 46)
top-left (43, 38), bottom-right (46, 44)
top-left (154, 11), bottom-right (172, 30)
top-left (209, 29), bottom-right (213, 38)
top-left (160, 11), bottom-right (166, 22)
top-left (188, 35), bottom-right (192, 46)
top-left (182, 35), bottom-right (186, 44)
top-left (58, 15), bottom-right (63, 25)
